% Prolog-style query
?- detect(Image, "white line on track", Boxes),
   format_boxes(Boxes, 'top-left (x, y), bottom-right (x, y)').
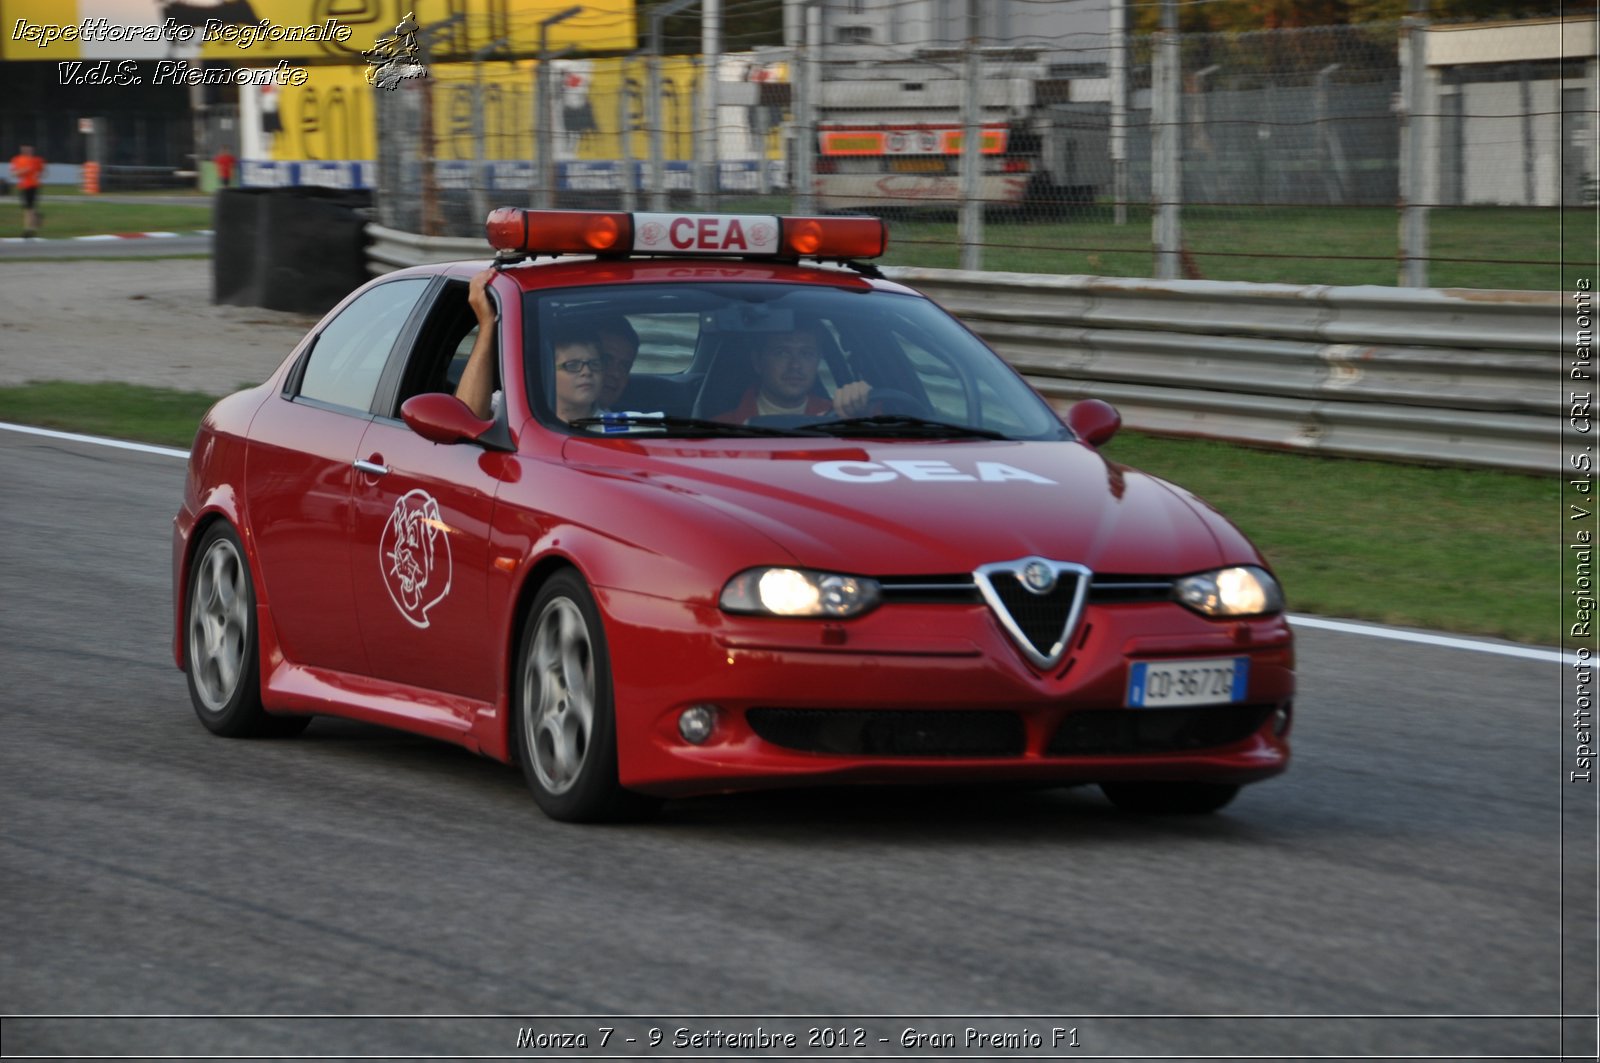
top-left (0, 420), bottom-right (191, 459)
top-left (0, 419), bottom-right (1580, 666)
top-left (1286, 614), bottom-right (1577, 666)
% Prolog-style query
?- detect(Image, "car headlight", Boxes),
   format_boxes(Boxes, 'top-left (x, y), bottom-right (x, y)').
top-left (720, 567), bottom-right (882, 618)
top-left (1174, 565), bottom-right (1284, 618)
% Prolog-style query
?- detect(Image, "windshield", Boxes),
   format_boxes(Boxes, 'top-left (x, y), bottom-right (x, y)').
top-left (523, 282), bottom-right (1068, 441)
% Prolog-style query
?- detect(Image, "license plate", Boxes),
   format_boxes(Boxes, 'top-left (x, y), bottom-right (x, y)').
top-left (1127, 657), bottom-right (1248, 708)
top-left (890, 158), bottom-right (947, 173)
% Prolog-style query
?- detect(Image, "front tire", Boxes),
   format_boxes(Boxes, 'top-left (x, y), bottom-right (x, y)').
top-left (1100, 781), bottom-right (1240, 815)
top-left (184, 522), bottom-right (308, 738)
top-left (514, 570), bottom-right (655, 822)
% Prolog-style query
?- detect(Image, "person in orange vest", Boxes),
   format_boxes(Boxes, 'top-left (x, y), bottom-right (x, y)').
top-left (214, 149), bottom-right (236, 187)
top-left (9, 144), bottom-right (45, 238)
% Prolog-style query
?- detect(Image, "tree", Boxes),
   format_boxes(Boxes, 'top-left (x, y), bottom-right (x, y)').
top-left (637, 0), bottom-right (786, 55)
top-left (1130, 0), bottom-right (1582, 33)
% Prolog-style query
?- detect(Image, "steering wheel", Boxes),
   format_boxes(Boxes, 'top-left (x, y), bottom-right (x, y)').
top-left (863, 387), bottom-right (934, 418)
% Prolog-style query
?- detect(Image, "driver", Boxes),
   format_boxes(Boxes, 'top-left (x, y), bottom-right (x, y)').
top-left (712, 324), bottom-right (870, 424)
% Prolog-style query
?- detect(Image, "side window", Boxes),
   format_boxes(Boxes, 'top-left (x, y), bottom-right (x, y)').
top-left (298, 278), bottom-right (430, 412)
top-left (389, 279), bottom-right (491, 414)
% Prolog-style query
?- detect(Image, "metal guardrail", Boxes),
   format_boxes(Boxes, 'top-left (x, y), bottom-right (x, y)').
top-left (367, 225), bottom-right (485, 273)
top-left (884, 268), bottom-right (1564, 474)
top-left (367, 224), bottom-right (1563, 474)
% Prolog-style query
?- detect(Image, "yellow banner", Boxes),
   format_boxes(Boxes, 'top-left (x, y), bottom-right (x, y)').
top-left (252, 54), bottom-right (774, 164)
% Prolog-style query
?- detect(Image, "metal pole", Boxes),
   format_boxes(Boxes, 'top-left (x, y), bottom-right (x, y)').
top-left (189, 75), bottom-right (206, 191)
top-left (754, 49), bottom-right (772, 196)
top-left (648, 0), bottom-right (697, 212)
top-left (1192, 64), bottom-right (1217, 209)
top-left (473, 56), bottom-right (486, 225)
top-left (648, 51), bottom-right (666, 210)
top-left (1519, 61), bottom-right (1535, 206)
top-left (471, 40), bottom-right (506, 226)
top-left (1315, 63), bottom-right (1342, 204)
top-left (536, 54), bottom-right (550, 209)
top-left (420, 33), bottom-right (439, 234)
top-left (415, 15), bottom-right (465, 234)
top-left (794, 1), bottom-right (819, 215)
top-left (620, 55), bottom-right (637, 211)
top-left (649, 15), bottom-right (666, 210)
top-left (688, 55), bottom-right (702, 207)
top-left (1109, 0), bottom-right (1127, 225)
top-left (958, 0), bottom-right (982, 271)
top-left (1398, 0), bottom-right (1429, 287)
top-left (699, 0), bottom-right (721, 210)
top-left (1151, 0), bottom-right (1181, 280)
top-left (537, 6), bottom-right (582, 211)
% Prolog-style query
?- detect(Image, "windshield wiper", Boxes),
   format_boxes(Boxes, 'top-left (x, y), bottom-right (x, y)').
top-left (568, 413), bottom-right (798, 437)
top-left (803, 415), bottom-right (1009, 440)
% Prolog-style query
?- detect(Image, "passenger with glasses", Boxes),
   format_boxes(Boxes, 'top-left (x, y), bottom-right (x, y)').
top-left (453, 271), bottom-right (616, 427)
top-left (550, 327), bottom-right (606, 424)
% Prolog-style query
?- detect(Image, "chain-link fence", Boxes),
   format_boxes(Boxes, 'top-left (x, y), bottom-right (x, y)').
top-left (366, 1), bottom-right (1595, 291)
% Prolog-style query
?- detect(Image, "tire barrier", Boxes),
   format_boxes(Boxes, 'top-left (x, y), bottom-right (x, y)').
top-left (214, 189), bottom-right (372, 315)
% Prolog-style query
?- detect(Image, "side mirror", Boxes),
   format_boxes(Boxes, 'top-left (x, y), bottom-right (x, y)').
top-left (1065, 399), bottom-right (1121, 447)
top-left (401, 393), bottom-right (493, 446)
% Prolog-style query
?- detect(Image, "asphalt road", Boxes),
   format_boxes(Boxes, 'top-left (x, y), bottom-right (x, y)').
top-left (0, 430), bottom-right (1592, 1061)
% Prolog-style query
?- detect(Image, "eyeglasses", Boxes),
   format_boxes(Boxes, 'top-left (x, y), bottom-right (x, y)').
top-left (556, 358), bottom-right (604, 375)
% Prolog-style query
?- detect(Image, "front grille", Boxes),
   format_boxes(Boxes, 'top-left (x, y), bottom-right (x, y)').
top-left (876, 575), bottom-right (981, 605)
top-left (989, 572), bottom-right (1084, 657)
top-left (1047, 705), bottom-right (1274, 756)
top-left (748, 708), bottom-right (1025, 757)
top-left (1087, 575), bottom-right (1176, 604)
top-left (876, 573), bottom-right (1175, 607)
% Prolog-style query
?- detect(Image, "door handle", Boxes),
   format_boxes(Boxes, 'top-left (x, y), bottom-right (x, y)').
top-left (353, 458), bottom-right (390, 477)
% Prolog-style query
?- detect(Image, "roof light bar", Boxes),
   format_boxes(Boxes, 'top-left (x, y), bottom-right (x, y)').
top-left (780, 215), bottom-right (886, 259)
top-left (486, 207), bottom-right (631, 256)
top-left (483, 208), bottom-right (887, 262)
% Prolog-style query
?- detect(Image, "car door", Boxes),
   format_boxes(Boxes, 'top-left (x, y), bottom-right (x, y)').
top-left (245, 276), bottom-right (431, 675)
top-left (347, 276), bottom-right (505, 705)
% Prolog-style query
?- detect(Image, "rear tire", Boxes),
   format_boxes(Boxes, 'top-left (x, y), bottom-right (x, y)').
top-left (514, 570), bottom-right (657, 822)
top-left (185, 522), bottom-right (309, 738)
top-left (1100, 781), bottom-right (1240, 815)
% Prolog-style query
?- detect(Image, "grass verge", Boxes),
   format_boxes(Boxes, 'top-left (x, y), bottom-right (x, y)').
top-left (0, 380), bottom-right (1557, 645)
top-left (1101, 431), bottom-right (1553, 646)
top-left (0, 381), bottom-right (217, 448)
top-left (874, 205), bottom-right (1591, 290)
top-left (2, 195), bottom-right (213, 239)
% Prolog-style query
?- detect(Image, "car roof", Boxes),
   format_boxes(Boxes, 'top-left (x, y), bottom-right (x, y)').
top-left (385, 256), bottom-right (921, 298)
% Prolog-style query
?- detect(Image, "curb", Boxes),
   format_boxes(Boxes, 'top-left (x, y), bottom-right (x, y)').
top-left (0, 230), bottom-right (213, 243)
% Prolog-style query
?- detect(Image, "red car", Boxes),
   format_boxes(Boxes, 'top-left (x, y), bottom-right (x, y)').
top-left (173, 209), bottom-right (1292, 822)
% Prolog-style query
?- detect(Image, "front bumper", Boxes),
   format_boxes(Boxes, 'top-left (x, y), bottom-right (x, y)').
top-left (599, 588), bottom-right (1294, 797)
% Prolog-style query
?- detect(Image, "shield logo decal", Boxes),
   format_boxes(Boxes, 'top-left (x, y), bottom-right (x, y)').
top-left (379, 489), bottom-right (454, 629)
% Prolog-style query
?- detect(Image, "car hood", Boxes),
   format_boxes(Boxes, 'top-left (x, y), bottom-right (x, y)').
top-left (562, 437), bottom-right (1259, 576)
